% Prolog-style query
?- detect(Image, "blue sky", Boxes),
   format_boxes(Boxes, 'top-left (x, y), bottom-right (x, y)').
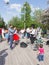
top-left (0, 0), bottom-right (48, 23)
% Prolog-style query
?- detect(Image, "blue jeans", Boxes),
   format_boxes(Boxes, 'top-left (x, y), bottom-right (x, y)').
top-left (9, 35), bottom-right (13, 49)
top-left (37, 54), bottom-right (44, 61)
top-left (27, 33), bottom-right (30, 38)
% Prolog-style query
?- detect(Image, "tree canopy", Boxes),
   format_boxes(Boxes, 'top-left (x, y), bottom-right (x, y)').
top-left (8, 2), bottom-right (48, 30)
top-left (21, 2), bottom-right (32, 28)
top-left (0, 16), bottom-right (5, 28)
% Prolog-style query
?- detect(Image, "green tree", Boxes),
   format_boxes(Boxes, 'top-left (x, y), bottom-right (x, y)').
top-left (21, 2), bottom-right (31, 28)
top-left (0, 16), bottom-right (5, 28)
top-left (33, 9), bottom-right (43, 22)
top-left (8, 16), bottom-right (24, 29)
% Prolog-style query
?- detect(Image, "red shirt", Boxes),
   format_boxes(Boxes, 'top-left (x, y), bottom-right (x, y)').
top-left (0, 28), bottom-right (2, 35)
top-left (13, 34), bottom-right (20, 41)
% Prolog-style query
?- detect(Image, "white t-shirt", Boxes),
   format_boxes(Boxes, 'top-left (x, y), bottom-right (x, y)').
top-left (30, 29), bottom-right (36, 35)
top-left (26, 28), bottom-right (31, 33)
top-left (20, 29), bottom-right (25, 34)
top-left (2, 28), bottom-right (5, 39)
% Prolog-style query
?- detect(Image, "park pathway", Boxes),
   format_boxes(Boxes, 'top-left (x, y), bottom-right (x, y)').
top-left (0, 38), bottom-right (49, 65)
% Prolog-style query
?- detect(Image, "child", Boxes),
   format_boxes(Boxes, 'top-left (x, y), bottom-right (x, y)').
top-left (13, 27), bottom-right (20, 45)
top-left (37, 44), bottom-right (44, 62)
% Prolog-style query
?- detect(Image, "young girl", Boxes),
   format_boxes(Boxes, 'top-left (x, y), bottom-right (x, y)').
top-left (37, 44), bottom-right (44, 62)
top-left (13, 27), bottom-right (20, 45)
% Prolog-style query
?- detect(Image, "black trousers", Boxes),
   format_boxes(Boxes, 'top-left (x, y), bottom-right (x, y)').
top-left (30, 34), bottom-right (36, 44)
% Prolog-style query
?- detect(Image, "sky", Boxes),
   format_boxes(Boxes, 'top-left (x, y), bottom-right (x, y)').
top-left (0, 0), bottom-right (48, 23)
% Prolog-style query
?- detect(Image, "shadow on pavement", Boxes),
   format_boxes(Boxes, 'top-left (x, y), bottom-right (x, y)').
top-left (0, 49), bottom-right (8, 65)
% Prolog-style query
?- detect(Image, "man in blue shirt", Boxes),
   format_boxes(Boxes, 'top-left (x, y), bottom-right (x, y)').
top-left (8, 25), bottom-right (15, 49)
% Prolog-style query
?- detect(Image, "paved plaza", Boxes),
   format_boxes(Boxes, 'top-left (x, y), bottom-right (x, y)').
top-left (0, 38), bottom-right (49, 65)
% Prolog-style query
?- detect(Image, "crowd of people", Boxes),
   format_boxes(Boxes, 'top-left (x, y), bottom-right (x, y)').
top-left (0, 24), bottom-right (45, 64)
top-left (0, 24), bottom-right (43, 48)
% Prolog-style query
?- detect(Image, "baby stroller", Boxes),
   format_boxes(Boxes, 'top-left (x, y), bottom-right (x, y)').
top-left (33, 28), bottom-right (44, 51)
top-left (13, 33), bottom-right (20, 45)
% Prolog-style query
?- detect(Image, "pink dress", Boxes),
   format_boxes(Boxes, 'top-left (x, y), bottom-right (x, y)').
top-left (39, 48), bottom-right (44, 54)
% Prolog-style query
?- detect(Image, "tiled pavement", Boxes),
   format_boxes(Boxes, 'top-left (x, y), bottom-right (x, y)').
top-left (0, 38), bottom-right (49, 65)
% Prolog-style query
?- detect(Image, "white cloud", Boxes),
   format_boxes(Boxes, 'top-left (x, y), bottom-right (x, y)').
top-left (30, 5), bottom-right (35, 12)
top-left (30, 4), bottom-right (40, 12)
top-left (8, 4), bottom-right (40, 14)
top-left (10, 4), bottom-right (22, 12)
top-left (35, 8), bottom-right (40, 10)
top-left (4, 0), bottom-right (9, 3)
